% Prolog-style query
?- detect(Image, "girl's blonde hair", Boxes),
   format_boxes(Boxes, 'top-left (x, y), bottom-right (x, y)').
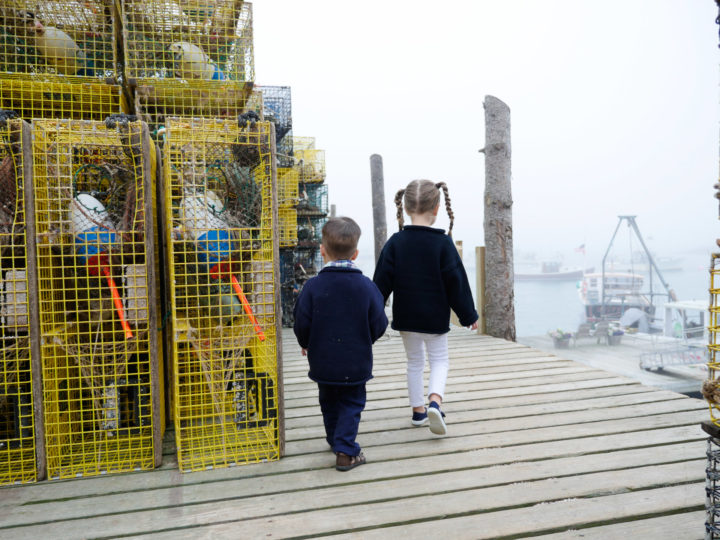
top-left (394, 179), bottom-right (454, 236)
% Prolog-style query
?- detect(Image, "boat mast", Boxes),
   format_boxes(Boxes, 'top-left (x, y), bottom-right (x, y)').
top-left (602, 215), bottom-right (677, 321)
top-left (623, 215), bottom-right (677, 303)
top-left (601, 218), bottom-right (625, 320)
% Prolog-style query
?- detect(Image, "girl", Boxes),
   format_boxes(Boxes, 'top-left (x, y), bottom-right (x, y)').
top-left (373, 180), bottom-right (478, 436)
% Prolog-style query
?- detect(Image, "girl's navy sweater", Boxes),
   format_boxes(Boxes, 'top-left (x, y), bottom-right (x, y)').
top-left (373, 225), bottom-right (478, 334)
top-left (293, 266), bottom-right (388, 385)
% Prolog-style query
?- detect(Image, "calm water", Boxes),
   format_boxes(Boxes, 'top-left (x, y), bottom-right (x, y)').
top-left (468, 253), bottom-right (711, 337)
top-left (357, 250), bottom-right (712, 338)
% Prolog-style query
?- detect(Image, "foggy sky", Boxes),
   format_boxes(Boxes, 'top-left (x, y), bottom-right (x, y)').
top-left (252, 0), bottom-right (719, 271)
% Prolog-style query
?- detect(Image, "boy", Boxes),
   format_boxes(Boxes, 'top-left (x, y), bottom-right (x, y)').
top-left (293, 217), bottom-right (388, 471)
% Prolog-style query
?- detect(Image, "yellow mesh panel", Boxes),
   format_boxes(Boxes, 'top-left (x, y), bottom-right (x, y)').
top-left (0, 1), bottom-right (121, 119)
top-left (709, 253), bottom-right (720, 424)
top-left (0, 117), bottom-right (36, 485)
top-left (32, 119), bottom-right (158, 479)
top-left (163, 117), bottom-right (279, 472)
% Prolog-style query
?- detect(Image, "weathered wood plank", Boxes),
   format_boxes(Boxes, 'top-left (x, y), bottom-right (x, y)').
top-left (0, 421), bottom-right (701, 510)
top-left (0, 440), bottom-right (703, 530)
top-left (284, 384), bottom-right (662, 430)
top-left (319, 484), bottom-right (704, 540)
top-left (285, 394), bottom-right (704, 444)
top-left (85, 464), bottom-right (701, 540)
top-left (530, 511), bottom-right (704, 539)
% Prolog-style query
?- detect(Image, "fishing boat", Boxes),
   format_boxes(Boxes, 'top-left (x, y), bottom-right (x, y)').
top-left (578, 216), bottom-right (676, 324)
top-left (578, 271), bottom-right (654, 323)
top-left (515, 261), bottom-right (591, 281)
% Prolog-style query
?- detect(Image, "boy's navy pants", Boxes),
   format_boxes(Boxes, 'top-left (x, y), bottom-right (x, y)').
top-left (317, 382), bottom-right (366, 456)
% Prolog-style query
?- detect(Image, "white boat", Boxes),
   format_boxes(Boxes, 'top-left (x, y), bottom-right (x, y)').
top-left (578, 271), bottom-right (653, 323)
top-left (515, 261), bottom-right (590, 281)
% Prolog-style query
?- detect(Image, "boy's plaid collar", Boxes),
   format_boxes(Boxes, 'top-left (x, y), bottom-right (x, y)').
top-left (323, 259), bottom-right (357, 269)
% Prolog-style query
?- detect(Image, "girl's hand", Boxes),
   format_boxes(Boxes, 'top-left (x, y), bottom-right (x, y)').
top-left (301, 348), bottom-right (307, 356)
top-left (468, 321), bottom-right (478, 331)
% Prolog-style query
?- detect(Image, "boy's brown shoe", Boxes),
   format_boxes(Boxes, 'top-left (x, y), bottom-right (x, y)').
top-left (336, 452), bottom-right (366, 471)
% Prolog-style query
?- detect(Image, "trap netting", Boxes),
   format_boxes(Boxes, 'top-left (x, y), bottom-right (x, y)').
top-left (163, 117), bottom-right (279, 472)
top-left (0, 115), bottom-right (37, 485)
top-left (0, 1), bottom-right (121, 119)
top-left (32, 118), bottom-right (160, 479)
top-left (705, 253), bottom-right (720, 424)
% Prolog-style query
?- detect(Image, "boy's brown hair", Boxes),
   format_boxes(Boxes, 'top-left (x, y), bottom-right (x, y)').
top-left (322, 217), bottom-right (361, 260)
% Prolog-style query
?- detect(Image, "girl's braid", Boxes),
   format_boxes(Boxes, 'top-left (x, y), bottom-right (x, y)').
top-left (394, 188), bottom-right (406, 230)
top-left (436, 182), bottom-right (454, 236)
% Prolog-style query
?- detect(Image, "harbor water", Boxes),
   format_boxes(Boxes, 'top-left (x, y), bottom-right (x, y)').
top-left (357, 249), bottom-right (712, 339)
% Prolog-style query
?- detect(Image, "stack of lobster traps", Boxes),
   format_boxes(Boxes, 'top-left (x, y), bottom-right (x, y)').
top-left (0, 0), bottom-right (304, 483)
top-left (161, 117), bottom-right (279, 471)
top-left (279, 135), bottom-right (328, 327)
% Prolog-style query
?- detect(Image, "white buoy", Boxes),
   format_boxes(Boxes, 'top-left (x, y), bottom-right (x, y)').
top-left (169, 41), bottom-right (225, 81)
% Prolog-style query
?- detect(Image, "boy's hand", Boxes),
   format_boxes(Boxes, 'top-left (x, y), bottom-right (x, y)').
top-left (468, 321), bottom-right (478, 331)
top-left (301, 348), bottom-right (307, 356)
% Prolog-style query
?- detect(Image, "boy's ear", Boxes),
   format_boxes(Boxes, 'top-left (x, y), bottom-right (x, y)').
top-left (320, 244), bottom-right (327, 259)
top-left (350, 249), bottom-right (359, 261)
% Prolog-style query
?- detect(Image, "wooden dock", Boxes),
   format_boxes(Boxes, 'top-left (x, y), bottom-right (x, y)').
top-left (0, 328), bottom-right (709, 539)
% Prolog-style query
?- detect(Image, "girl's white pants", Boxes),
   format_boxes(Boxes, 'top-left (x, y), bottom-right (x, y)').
top-left (400, 331), bottom-right (449, 408)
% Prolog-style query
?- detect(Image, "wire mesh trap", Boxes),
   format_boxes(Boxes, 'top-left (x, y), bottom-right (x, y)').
top-left (0, 115), bottom-right (37, 485)
top-left (162, 117), bottom-right (279, 472)
top-left (259, 85), bottom-right (291, 167)
top-left (706, 422), bottom-right (720, 538)
top-left (121, 0), bottom-right (254, 84)
top-left (32, 118), bottom-right (160, 479)
top-left (0, 1), bottom-right (121, 120)
top-left (296, 183), bottom-right (327, 217)
top-left (706, 254), bottom-right (720, 425)
top-left (121, 0), bottom-right (257, 136)
top-left (276, 167), bottom-right (298, 249)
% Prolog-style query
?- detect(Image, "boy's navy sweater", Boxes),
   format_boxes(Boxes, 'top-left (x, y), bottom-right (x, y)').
top-left (373, 225), bottom-right (478, 334)
top-left (293, 266), bottom-right (388, 385)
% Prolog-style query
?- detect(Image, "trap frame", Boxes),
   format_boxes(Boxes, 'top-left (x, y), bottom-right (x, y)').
top-left (32, 118), bottom-right (161, 479)
top-left (162, 117), bottom-right (282, 472)
top-left (0, 1), bottom-right (122, 120)
top-left (0, 114), bottom-right (43, 484)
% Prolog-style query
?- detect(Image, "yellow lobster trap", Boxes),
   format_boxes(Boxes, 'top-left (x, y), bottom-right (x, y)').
top-left (292, 137), bottom-right (325, 185)
top-left (276, 167), bottom-right (298, 249)
top-left (0, 1), bottom-right (122, 119)
top-left (120, 0), bottom-right (257, 136)
top-left (0, 113), bottom-right (42, 484)
top-left (32, 118), bottom-right (162, 479)
top-left (706, 253), bottom-right (720, 423)
top-left (162, 116), bottom-right (281, 472)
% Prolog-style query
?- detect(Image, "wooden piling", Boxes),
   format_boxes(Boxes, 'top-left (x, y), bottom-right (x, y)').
top-left (370, 154), bottom-right (387, 264)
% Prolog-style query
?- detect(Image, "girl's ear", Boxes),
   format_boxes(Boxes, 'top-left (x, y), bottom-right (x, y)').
top-left (433, 204), bottom-right (440, 216)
